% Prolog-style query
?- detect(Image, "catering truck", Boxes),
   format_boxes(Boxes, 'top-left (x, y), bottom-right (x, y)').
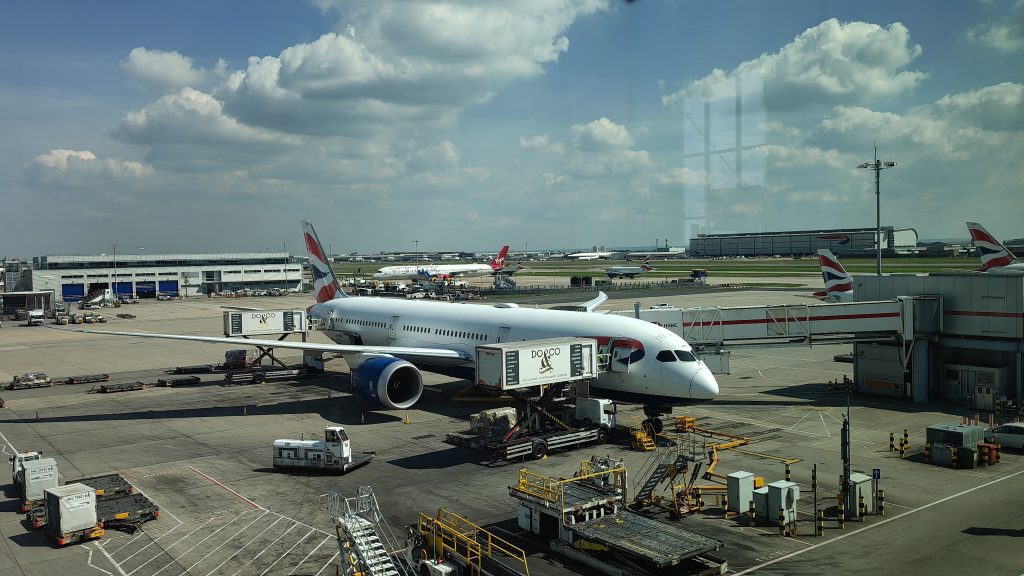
top-left (474, 337), bottom-right (599, 390)
top-left (271, 426), bottom-right (374, 473)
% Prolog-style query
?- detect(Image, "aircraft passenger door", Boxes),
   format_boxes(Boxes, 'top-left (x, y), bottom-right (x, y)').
top-left (388, 315), bottom-right (400, 345)
top-left (496, 326), bottom-right (511, 343)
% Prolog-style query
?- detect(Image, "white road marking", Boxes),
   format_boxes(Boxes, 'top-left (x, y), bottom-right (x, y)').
top-left (176, 509), bottom-right (270, 576)
top-left (87, 544), bottom-right (115, 576)
top-left (261, 529), bottom-right (315, 576)
top-left (94, 541), bottom-right (132, 576)
top-left (125, 517), bottom-right (215, 576)
top-left (819, 412), bottom-right (831, 438)
top-left (150, 510), bottom-right (256, 576)
top-left (288, 536), bottom-right (331, 575)
top-left (202, 516), bottom-right (286, 576)
top-left (315, 552), bottom-right (340, 576)
top-left (226, 522), bottom-right (299, 576)
top-left (0, 428), bottom-right (19, 454)
top-left (118, 523), bottom-right (183, 563)
top-left (732, 468), bottom-right (1024, 575)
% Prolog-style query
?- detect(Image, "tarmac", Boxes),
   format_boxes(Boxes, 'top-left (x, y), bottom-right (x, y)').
top-left (0, 287), bottom-right (1022, 576)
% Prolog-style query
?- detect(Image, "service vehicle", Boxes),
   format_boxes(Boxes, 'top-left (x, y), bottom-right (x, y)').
top-left (44, 484), bottom-right (104, 546)
top-left (27, 310), bottom-right (45, 326)
top-left (17, 457), bottom-right (58, 513)
top-left (10, 451), bottom-right (43, 493)
top-left (272, 426), bottom-right (374, 473)
top-left (987, 422), bottom-right (1024, 449)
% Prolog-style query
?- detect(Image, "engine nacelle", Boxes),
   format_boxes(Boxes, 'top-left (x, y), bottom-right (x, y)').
top-left (352, 356), bottom-right (423, 410)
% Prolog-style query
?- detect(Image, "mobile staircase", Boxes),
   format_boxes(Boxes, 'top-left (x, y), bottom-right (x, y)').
top-left (323, 486), bottom-right (414, 576)
top-left (632, 443), bottom-right (692, 506)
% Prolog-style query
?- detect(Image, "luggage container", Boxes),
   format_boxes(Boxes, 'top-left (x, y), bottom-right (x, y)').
top-left (19, 458), bottom-right (58, 512)
top-left (45, 483), bottom-right (103, 546)
top-left (957, 446), bottom-right (977, 469)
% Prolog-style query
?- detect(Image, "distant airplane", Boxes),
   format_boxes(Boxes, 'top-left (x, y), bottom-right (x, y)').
top-left (606, 257), bottom-right (653, 279)
top-left (373, 246), bottom-right (509, 281)
top-left (74, 222), bottom-right (718, 432)
top-left (567, 250), bottom-right (613, 260)
top-left (966, 222), bottom-right (1024, 274)
top-left (813, 249), bottom-right (854, 302)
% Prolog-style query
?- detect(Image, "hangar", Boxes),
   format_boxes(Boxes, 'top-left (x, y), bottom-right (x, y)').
top-left (689, 226), bottom-right (918, 257)
top-left (31, 252), bottom-right (302, 301)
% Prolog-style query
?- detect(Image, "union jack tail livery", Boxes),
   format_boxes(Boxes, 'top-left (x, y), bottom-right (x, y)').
top-left (966, 222), bottom-right (1022, 272)
top-left (642, 257), bottom-right (653, 272)
top-left (815, 249), bottom-right (853, 302)
top-left (302, 220), bottom-right (344, 303)
top-left (489, 245), bottom-right (510, 271)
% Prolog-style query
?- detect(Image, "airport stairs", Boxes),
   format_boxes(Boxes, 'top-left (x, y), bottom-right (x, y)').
top-left (83, 288), bottom-right (108, 305)
top-left (324, 486), bottom-right (415, 576)
top-left (634, 447), bottom-right (690, 504)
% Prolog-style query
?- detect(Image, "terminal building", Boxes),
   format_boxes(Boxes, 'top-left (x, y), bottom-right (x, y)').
top-left (688, 227), bottom-right (918, 257)
top-left (31, 253), bottom-right (302, 302)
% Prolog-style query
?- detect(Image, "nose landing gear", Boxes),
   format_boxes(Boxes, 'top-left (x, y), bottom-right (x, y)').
top-left (642, 405), bottom-right (670, 435)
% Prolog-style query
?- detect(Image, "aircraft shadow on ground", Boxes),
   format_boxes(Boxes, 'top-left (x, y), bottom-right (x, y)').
top-left (714, 381), bottom-right (968, 416)
top-left (962, 526), bottom-right (1023, 537)
top-left (386, 446), bottom-right (494, 469)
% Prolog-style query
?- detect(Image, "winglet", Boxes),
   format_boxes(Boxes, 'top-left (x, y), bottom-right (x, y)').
top-left (302, 220), bottom-right (345, 303)
top-left (582, 291), bottom-right (608, 312)
top-left (966, 222), bottom-right (1021, 270)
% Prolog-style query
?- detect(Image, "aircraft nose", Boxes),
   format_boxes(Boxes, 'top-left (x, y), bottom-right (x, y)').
top-left (689, 366), bottom-right (719, 400)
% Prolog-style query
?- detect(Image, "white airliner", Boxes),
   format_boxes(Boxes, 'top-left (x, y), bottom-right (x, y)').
top-left (567, 250), bottom-right (613, 260)
top-left (606, 257), bottom-right (653, 279)
top-left (966, 222), bottom-right (1024, 274)
top-left (372, 246), bottom-right (510, 280)
top-left (76, 221), bottom-right (718, 431)
top-left (812, 249), bottom-right (854, 302)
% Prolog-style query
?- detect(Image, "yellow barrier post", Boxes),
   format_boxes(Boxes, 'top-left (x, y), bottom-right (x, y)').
top-left (951, 448), bottom-right (959, 469)
top-left (899, 442), bottom-right (905, 459)
top-left (889, 432), bottom-right (895, 452)
top-left (722, 494), bottom-right (729, 516)
top-left (858, 494), bottom-right (865, 521)
top-left (903, 428), bottom-right (909, 449)
top-left (778, 507), bottom-right (784, 535)
top-left (749, 500), bottom-right (755, 527)
top-left (979, 444), bottom-right (989, 467)
top-left (877, 489), bottom-right (885, 516)
top-left (924, 442), bottom-right (931, 464)
top-left (785, 463), bottom-right (792, 482)
top-left (816, 509), bottom-right (824, 536)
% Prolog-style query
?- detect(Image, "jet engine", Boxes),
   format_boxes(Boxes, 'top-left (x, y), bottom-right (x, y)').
top-left (351, 356), bottom-right (423, 410)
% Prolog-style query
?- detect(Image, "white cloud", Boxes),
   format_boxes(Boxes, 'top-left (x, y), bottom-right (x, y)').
top-left (571, 117), bottom-right (634, 150)
top-left (663, 19), bottom-right (926, 110)
top-left (216, 1), bottom-right (608, 136)
top-left (935, 82), bottom-right (1024, 130)
top-left (657, 167), bottom-right (705, 187)
top-left (519, 134), bottom-right (566, 155)
top-left (120, 47), bottom-right (218, 92)
top-left (968, 0), bottom-right (1024, 51)
top-left (26, 149), bottom-right (152, 186)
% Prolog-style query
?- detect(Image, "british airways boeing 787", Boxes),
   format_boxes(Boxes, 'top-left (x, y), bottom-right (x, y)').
top-left (79, 221), bottom-right (718, 431)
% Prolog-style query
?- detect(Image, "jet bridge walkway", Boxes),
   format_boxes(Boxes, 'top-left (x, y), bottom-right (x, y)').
top-left (615, 297), bottom-right (938, 373)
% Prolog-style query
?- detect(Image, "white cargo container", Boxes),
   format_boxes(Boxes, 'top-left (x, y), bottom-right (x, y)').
top-left (20, 457), bottom-right (58, 507)
top-left (223, 309), bottom-right (306, 337)
top-left (475, 337), bottom-right (598, 390)
top-left (46, 484), bottom-right (97, 533)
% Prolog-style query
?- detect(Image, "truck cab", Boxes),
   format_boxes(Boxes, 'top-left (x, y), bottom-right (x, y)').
top-left (27, 310), bottom-right (45, 326)
top-left (575, 398), bottom-right (617, 430)
top-left (10, 451), bottom-right (42, 487)
top-left (323, 426), bottom-right (351, 463)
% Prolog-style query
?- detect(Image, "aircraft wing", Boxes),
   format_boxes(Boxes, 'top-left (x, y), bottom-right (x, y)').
top-left (56, 328), bottom-right (465, 359)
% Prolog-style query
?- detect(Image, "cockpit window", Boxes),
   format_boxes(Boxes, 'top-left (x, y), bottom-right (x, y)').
top-left (675, 350), bottom-right (697, 362)
top-left (656, 350), bottom-right (677, 362)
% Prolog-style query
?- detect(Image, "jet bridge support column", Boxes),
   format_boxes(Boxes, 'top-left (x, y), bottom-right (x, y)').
top-left (912, 339), bottom-right (930, 404)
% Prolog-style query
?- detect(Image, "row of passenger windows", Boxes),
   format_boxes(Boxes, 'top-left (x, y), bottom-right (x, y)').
top-left (397, 323), bottom-right (489, 341)
top-left (656, 350), bottom-right (698, 363)
top-left (342, 318), bottom-right (387, 329)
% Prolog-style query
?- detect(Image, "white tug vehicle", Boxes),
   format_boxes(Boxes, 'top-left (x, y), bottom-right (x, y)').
top-left (272, 426), bottom-right (374, 473)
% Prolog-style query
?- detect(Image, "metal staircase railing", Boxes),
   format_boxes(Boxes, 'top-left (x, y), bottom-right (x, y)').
top-left (633, 444), bottom-right (690, 503)
top-left (323, 486), bottom-right (415, 576)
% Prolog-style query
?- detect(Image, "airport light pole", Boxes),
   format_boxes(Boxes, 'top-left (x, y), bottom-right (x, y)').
top-left (414, 240), bottom-right (419, 255)
top-left (857, 147), bottom-right (897, 276)
top-left (112, 243), bottom-right (118, 297)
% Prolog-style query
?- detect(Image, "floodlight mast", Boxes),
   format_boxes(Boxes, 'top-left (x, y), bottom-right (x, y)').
top-left (857, 147), bottom-right (898, 276)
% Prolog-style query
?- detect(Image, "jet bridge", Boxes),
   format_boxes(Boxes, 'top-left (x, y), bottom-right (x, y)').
top-left (615, 297), bottom-right (936, 375)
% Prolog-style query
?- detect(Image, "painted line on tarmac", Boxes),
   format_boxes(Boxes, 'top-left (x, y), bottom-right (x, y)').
top-left (87, 544), bottom-right (115, 576)
top-left (315, 552), bottom-right (340, 576)
top-left (94, 541), bottom-right (132, 576)
top-left (0, 428), bottom-right (20, 454)
top-left (152, 510), bottom-right (259, 576)
top-left (261, 529), bottom-right (315, 576)
top-left (188, 465), bottom-right (262, 510)
top-left (288, 536), bottom-right (331, 575)
top-left (202, 516), bottom-right (287, 576)
top-left (176, 509), bottom-right (270, 576)
top-left (226, 522), bottom-right (299, 576)
top-left (732, 468), bottom-right (1024, 575)
top-left (125, 517), bottom-right (216, 576)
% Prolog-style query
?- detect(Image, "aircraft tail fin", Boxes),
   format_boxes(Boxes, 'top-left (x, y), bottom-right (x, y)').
top-left (817, 249), bottom-right (853, 296)
top-left (966, 222), bottom-right (1020, 270)
top-left (490, 245), bottom-right (510, 271)
top-left (301, 220), bottom-right (345, 303)
top-left (642, 257), bottom-right (653, 272)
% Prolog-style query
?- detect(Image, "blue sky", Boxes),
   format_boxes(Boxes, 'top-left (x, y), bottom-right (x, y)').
top-left (2, 0), bottom-right (1021, 256)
